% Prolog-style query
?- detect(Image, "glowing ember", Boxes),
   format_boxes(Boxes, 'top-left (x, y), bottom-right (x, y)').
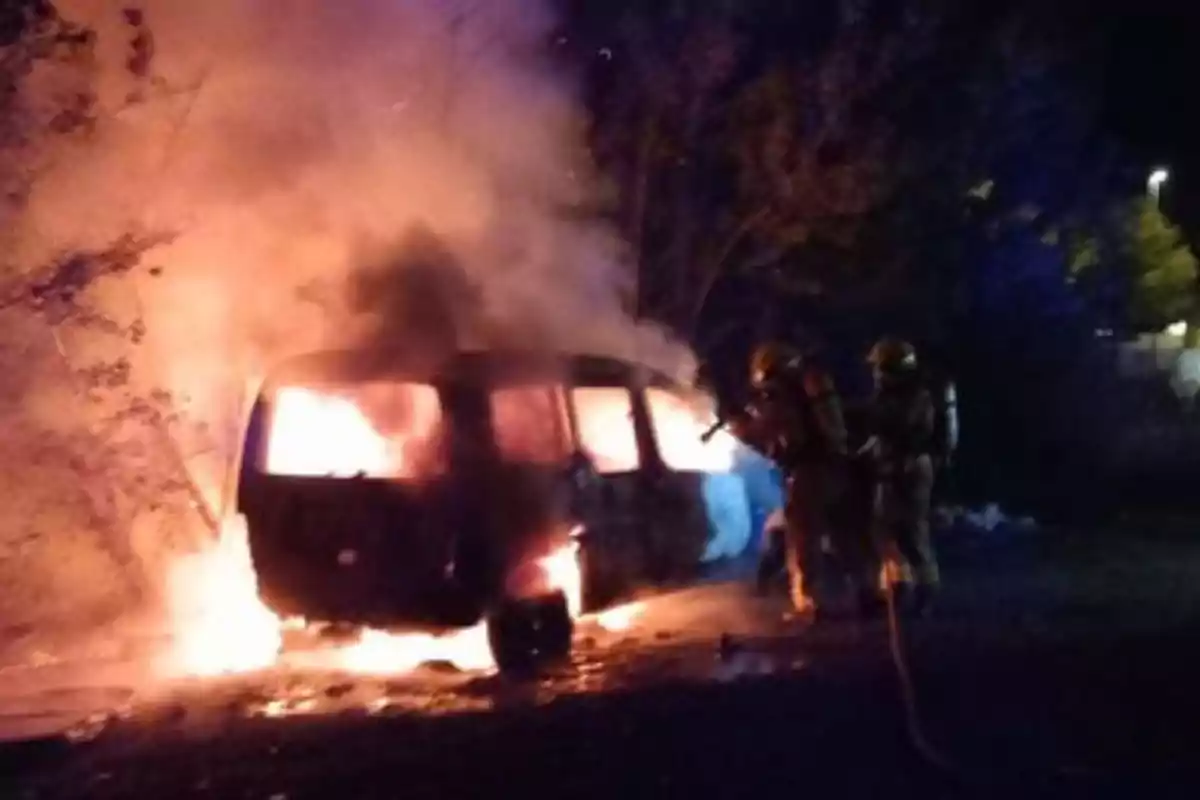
top-left (258, 697), bottom-right (320, 719)
top-left (166, 514), bottom-right (282, 677)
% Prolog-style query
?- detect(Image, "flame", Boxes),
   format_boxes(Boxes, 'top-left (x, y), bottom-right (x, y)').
top-left (591, 601), bottom-right (646, 633)
top-left (644, 388), bottom-right (738, 473)
top-left (572, 386), bottom-right (738, 475)
top-left (538, 536), bottom-right (583, 618)
top-left (325, 538), bottom-right (585, 676)
top-left (265, 384), bottom-right (441, 478)
top-left (335, 623), bottom-right (495, 675)
top-left (166, 514), bottom-right (282, 677)
top-left (571, 387), bottom-right (643, 473)
top-left (166, 531), bottom-right (592, 679)
top-left (265, 382), bottom-right (736, 480)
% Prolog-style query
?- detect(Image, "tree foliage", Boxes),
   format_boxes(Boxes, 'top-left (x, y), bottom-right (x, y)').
top-left (1, 4), bottom-right (217, 616)
top-left (1123, 198), bottom-right (1200, 330)
top-left (574, 0), bottom-right (1124, 352)
top-left (1065, 198), bottom-right (1200, 334)
top-left (576, 0), bottom-right (928, 340)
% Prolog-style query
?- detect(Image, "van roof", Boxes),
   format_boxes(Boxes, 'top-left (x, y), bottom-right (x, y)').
top-left (262, 348), bottom-right (677, 392)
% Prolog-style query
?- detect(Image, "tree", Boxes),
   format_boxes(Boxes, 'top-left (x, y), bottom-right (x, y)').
top-left (1065, 198), bottom-right (1200, 336)
top-left (1, 4), bottom-right (218, 625)
top-left (1123, 198), bottom-right (1200, 331)
top-left (576, 1), bottom-right (743, 330)
top-left (575, 0), bottom-right (927, 347)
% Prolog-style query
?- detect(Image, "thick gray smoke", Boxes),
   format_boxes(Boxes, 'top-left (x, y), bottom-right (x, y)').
top-left (0, 0), bottom-right (693, 637)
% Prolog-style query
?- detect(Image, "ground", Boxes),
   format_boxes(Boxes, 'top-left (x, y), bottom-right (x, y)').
top-left (5, 523), bottom-right (1200, 799)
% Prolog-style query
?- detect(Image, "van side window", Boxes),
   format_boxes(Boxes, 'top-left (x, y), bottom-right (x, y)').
top-left (265, 382), bottom-right (443, 478)
top-left (571, 387), bottom-right (640, 473)
top-left (645, 388), bottom-right (733, 473)
top-left (491, 385), bottom-right (570, 465)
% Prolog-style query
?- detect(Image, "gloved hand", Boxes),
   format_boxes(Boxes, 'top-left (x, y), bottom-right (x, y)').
top-left (855, 436), bottom-right (879, 458)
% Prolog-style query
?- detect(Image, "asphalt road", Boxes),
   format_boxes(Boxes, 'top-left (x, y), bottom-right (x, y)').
top-left (6, 525), bottom-right (1200, 799)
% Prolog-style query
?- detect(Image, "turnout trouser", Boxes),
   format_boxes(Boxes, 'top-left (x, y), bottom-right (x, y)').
top-left (782, 460), bottom-right (882, 609)
top-left (762, 460), bottom-right (879, 610)
top-left (782, 463), bottom-right (829, 611)
top-left (875, 453), bottom-right (938, 588)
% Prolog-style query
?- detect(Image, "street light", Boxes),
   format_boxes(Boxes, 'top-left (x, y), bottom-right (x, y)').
top-left (1148, 167), bottom-right (1170, 205)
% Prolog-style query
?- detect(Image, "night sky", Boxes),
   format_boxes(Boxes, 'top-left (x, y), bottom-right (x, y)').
top-left (3, 0), bottom-right (1198, 243)
top-left (563, 0), bottom-right (1200, 242)
top-left (1087, 0), bottom-right (1200, 236)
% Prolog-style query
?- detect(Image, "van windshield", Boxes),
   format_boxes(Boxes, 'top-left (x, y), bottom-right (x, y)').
top-left (264, 382), bottom-right (444, 479)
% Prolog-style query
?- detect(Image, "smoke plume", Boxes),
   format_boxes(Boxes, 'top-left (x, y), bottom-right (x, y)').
top-left (0, 0), bottom-right (693, 633)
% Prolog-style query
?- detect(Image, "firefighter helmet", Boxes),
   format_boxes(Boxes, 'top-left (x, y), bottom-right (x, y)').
top-left (749, 341), bottom-right (799, 389)
top-left (867, 337), bottom-right (918, 374)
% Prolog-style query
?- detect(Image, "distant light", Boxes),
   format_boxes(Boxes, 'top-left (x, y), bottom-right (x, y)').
top-left (1149, 167), bottom-right (1170, 197)
top-left (1094, 328), bottom-right (1114, 338)
top-left (1166, 321), bottom-right (1187, 337)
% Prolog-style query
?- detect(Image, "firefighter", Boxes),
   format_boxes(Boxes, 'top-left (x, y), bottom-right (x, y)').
top-left (837, 396), bottom-right (887, 618)
top-left (726, 342), bottom-right (851, 619)
top-left (863, 337), bottom-right (939, 616)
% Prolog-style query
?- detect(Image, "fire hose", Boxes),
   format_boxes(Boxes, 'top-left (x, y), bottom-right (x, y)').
top-left (880, 580), bottom-right (958, 776)
top-left (878, 569), bottom-right (1145, 788)
top-left (705, 425), bottom-right (1112, 786)
top-left (873, 530), bottom-right (1174, 789)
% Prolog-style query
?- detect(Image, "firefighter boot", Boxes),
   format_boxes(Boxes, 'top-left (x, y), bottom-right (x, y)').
top-left (786, 575), bottom-right (818, 625)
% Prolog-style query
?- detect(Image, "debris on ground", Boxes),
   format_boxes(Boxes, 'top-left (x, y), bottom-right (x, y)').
top-left (938, 503), bottom-right (1039, 539)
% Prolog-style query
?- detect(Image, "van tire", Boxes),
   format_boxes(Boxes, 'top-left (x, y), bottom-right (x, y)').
top-left (487, 591), bottom-right (573, 674)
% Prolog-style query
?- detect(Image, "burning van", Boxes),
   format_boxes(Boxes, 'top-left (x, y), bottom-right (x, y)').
top-left (236, 348), bottom-right (733, 671)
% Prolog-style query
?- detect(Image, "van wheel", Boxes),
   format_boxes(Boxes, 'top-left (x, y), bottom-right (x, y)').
top-left (487, 591), bottom-right (573, 674)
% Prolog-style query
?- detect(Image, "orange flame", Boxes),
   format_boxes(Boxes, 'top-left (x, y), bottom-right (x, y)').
top-left (644, 388), bottom-right (738, 473)
top-left (590, 601), bottom-right (646, 633)
top-left (165, 514), bottom-right (282, 677)
top-left (335, 623), bottom-right (495, 675)
top-left (166, 529), bottom-right (590, 678)
top-left (265, 382), bottom-right (736, 480)
top-left (265, 384), bottom-right (441, 478)
top-left (321, 536), bottom-right (585, 676)
top-left (568, 386), bottom-right (738, 475)
top-left (539, 534), bottom-right (583, 618)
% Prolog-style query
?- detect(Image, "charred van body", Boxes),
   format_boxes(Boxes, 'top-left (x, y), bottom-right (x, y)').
top-left (236, 348), bottom-right (715, 670)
